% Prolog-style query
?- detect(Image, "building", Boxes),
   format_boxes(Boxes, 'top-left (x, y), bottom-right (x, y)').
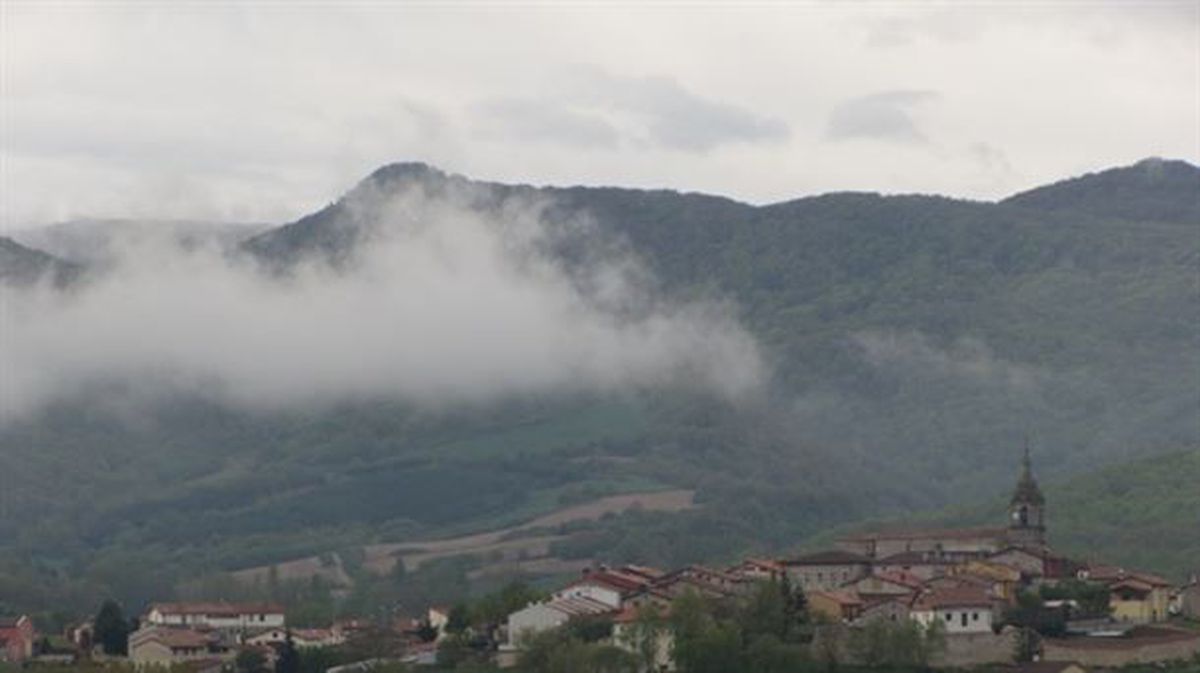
top-left (910, 586), bottom-right (995, 634)
top-left (505, 596), bottom-right (614, 648)
top-left (144, 602), bottom-right (285, 632)
top-left (837, 448), bottom-right (1049, 560)
top-left (808, 590), bottom-right (864, 623)
top-left (1007, 446), bottom-right (1047, 548)
top-left (783, 550), bottom-right (872, 591)
top-left (727, 558), bottom-right (787, 582)
top-left (844, 571), bottom-right (922, 607)
top-left (244, 627), bottom-right (345, 649)
top-left (1108, 577), bottom-right (1173, 624)
top-left (0, 615), bottom-right (36, 663)
top-left (128, 626), bottom-right (232, 667)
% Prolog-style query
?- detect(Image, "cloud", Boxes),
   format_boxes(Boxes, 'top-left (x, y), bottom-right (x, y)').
top-left (471, 98), bottom-right (620, 149)
top-left (0, 188), bottom-right (765, 422)
top-left (851, 330), bottom-right (1041, 391)
top-left (564, 68), bottom-right (790, 152)
top-left (469, 68), bottom-right (789, 154)
top-left (827, 90), bottom-right (939, 144)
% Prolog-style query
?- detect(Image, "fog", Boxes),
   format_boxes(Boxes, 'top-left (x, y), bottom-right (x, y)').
top-left (0, 188), bottom-right (765, 423)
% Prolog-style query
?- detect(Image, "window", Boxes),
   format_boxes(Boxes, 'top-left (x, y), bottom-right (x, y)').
top-left (972, 613), bottom-right (979, 621)
top-left (944, 613), bottom-right (951, 622)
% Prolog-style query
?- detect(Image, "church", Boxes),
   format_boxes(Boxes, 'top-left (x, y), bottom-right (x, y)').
top-left (835, 448), bottom-right (1048, 560)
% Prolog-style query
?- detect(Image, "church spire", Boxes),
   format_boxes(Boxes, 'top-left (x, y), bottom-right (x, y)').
top-left (1008, 441), bottom-right (1047, 547)
top-left (1011, 442), bottom-right (1045, 506)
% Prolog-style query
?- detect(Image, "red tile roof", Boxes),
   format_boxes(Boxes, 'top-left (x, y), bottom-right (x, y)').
top-left (148, 602), bottom-right (284, 617)
top-left (841, 527), bottom-right (1006, 542)
top-left (785, 550), bottom-right (871, 566)
top-left (912, 586), bottom-right (992, 610)
top-left (811, 590), bottom-right (864, 607)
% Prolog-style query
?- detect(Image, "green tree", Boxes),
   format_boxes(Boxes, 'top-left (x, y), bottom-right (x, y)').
top-left (93, 600), bottom-right (129, 656)
top-left (236, 648), bottom-right (269, 673)
top-left (275, 631), bottom-right (299, 673)
top-left (445, 603), bottom-right (471, 635)
top-left (1014, 626), bottom-right (1042, 663)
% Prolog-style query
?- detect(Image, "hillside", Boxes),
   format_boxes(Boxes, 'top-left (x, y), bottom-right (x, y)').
top-left (0, 236), bottom-right (80, 287)
top-left (1003, 157), bottom-right (1200, 225)
top-left (0, 158), bottom-right (1196, 615)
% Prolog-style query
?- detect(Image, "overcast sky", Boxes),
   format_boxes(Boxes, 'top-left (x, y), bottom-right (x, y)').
top-left (2, 1), bottom-right (1197, 229)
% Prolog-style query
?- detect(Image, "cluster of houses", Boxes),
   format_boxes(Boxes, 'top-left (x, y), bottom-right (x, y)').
top-left (496, 451), bottom-right (1200, 668)
top-left (3, 452), bottom-right (1199, 670)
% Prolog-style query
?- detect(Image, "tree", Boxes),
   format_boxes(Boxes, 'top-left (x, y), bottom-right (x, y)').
top-left (236, 648), bottom-right (269, 673)
top-left (94, 599), bottom-right (130, 656)
top-left (1014, 626), bottom-right (1042, 663)
top-left (620, 604), bottom-right (666, 673)
top-left (445, 603), bottom-right (470, 635)
top-left (275, 631), bottom-right (299, 673)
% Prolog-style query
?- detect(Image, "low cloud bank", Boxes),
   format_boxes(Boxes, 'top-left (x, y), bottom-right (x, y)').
top-left (0, 189), bottom-right (765, 422)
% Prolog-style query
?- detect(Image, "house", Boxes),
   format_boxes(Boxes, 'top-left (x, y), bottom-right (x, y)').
top-left (128, 626), bottom-right (233, 667)
top-left (952, 561), bottom-right (1023, 602)
top-left (1108, 578), bottom-right (1172, 624)
top-left (505, 596), bottom-right (614, 648)
top-left (910, 586), bottom-right (995, 634)
top-left (426, 607), bottom-right (450, 640)
top-left (808, 590), bottom-right (864, 623)
top-left (554, 566), bottom-right (657, 608)
top-left (857, 595), bottom-right (911, 624)
top-left (611, 605), bottom-right (674, 672)
top-left (727, 558), bottom-right (787, 583)
top-left (988, 548), bottom-right (1049, 579)
top-left (0, 615), bottom-right (36, 663)
top-left (844, 570), bottom-right (922, 603)
top-left (652, 566), bottom-right (744, 599)
top-left (783, 550), bottom-right (872, 591)
top-left (872, 550), bottom-right (958, 580)
top-left (244, 628), bottom-right (344, 649)
top-left (144, 602), bottom-right (285, 631)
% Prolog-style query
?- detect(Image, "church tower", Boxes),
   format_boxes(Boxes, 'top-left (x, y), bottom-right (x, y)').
top-left (1008, 445), bottom-right (1046, 549)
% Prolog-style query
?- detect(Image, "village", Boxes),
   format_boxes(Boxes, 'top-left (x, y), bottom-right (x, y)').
top-left (3, 452), bottom-right (1199, 672)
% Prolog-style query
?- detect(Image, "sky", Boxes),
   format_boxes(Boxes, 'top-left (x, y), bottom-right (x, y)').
top-left (2, 1), bottom-right (1198, 229)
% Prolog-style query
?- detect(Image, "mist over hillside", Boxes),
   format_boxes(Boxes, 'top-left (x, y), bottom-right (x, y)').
top-left (0, 158), bottom-right (1196, 613)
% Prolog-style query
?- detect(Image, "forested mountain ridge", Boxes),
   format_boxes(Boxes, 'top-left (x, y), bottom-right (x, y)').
top-left (1002, 157), bottom-right (1200, 225)
top-left (0, 236), bottom-right (80, 287)
top-left (0, 158), bottom-right (1196, 615)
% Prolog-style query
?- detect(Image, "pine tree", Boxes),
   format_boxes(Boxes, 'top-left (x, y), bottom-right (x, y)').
top-left (275, 631), bottom-right (299, 673)
top-left (94, 600), bottom-right (130, 656)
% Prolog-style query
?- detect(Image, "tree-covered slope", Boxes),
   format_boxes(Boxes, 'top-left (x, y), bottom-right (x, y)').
top-left (1, 158), bottom-right (1196, 614)
top-left (1003, 157), bottom-right (1200, 225)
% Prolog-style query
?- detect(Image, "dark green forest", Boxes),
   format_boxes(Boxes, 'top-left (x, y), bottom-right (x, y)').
top-left (1, 157), bottom-right (1196, 619)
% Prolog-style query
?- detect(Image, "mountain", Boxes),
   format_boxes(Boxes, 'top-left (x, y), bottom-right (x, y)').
top-left (0, 158), bottom-right (1196, 616)
top-left (0, 236), bottom-right (80, 287)
top-left (1003, 157), bottom-right (1200, 225)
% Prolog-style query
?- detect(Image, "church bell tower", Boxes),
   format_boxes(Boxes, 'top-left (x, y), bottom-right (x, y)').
top-left (1008, 444), bottom-right (1046, 549)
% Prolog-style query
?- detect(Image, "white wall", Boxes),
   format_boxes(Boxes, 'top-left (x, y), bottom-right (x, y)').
top-left (912, 607), bottom-right (993, 634)
top-left (507, 604), bottom-right (568, 647)
top-left (553, 583), bottom-right (621, 609)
